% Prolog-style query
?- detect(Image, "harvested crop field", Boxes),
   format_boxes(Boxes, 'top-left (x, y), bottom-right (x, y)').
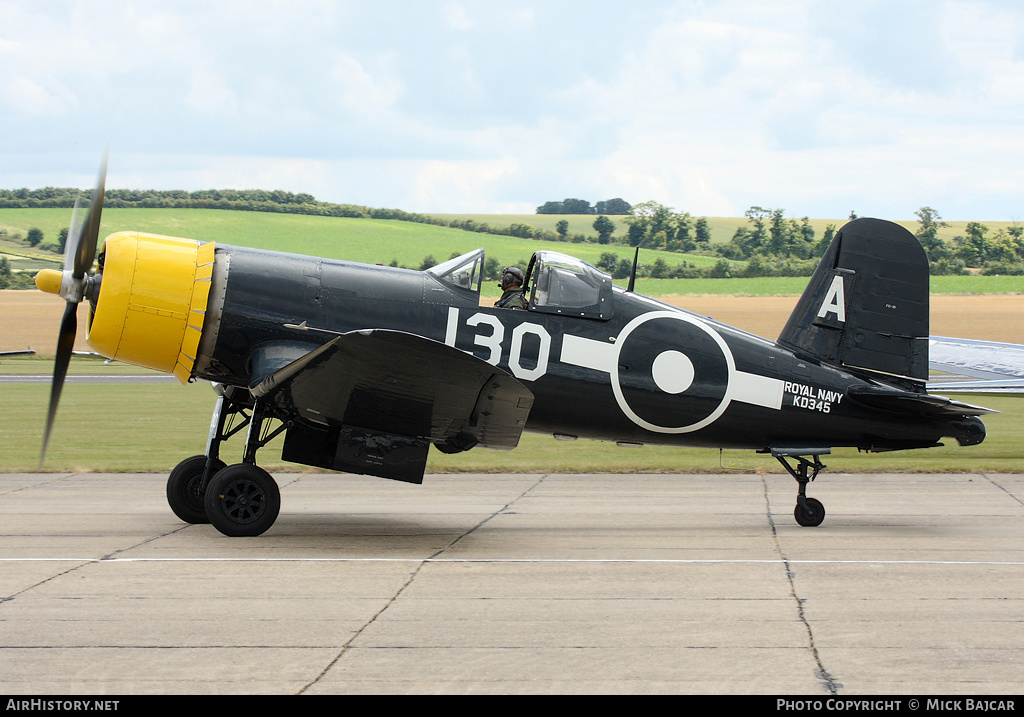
top-left (2, 289), bottom-right (1021, 357)
top-left (660, 293), bottom-right (1024, 344)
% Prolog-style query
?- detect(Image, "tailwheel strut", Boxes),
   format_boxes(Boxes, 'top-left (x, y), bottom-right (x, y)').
top-left (772, 451), bottom-right (828, 527)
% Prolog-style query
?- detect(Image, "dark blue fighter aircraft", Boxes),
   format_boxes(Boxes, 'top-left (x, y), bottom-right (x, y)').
top-left (35, 164), bottom-right (995, 536)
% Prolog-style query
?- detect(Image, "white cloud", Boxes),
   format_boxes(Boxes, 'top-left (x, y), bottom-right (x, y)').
top-left (444, 2), bottom-right (474, 31)
top-left (331, 53), bottom-right (403, 115)
top-left (411, 158), bottom-right (522, 212)
top-left (3, 0), bottom-right (1024, 219)
top-left (186, 69), bottom-right (239, 115)
top-left (3, 76), bottom-right (77, 117)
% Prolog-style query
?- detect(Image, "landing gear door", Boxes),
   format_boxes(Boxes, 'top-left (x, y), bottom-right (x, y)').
top-left (527, 251), bottom-right (613, 320)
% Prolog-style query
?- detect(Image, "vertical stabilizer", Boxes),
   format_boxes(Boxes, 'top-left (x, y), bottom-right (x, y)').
top-left (777, 218), bottom-right (929, 382)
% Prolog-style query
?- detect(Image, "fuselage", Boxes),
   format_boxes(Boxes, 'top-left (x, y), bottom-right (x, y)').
top-left (186, 243), bottom-right (982, 453)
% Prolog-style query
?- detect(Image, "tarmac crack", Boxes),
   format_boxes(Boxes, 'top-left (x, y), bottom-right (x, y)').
top-left (295, 474), bottom-right (549, 694)
top-left (0, 476), bottom-right (196, 605)
top-left (0, 561), bottom-right (93, 605)
top-left (985, 474), bottom-right (1024, 507)
top-left (0, 472), bottom-right (77, 497)
top-left (762, 476), bottom-right (840, 696)
top-left (0, 522), bottom-right (194, 606)
top-left (437, 473), bottom-right (549, 554)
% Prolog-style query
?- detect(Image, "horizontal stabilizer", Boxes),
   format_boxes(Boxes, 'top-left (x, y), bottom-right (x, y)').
top-left (847, 384), bottom-right (998, 418)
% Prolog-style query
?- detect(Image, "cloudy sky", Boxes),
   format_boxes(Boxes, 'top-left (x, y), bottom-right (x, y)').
top-left (3, 0), bottom-right (1024, 220)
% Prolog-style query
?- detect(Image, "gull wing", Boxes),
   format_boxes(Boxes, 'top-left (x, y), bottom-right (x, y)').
top-left (248, 330), bottom-right (534, 450)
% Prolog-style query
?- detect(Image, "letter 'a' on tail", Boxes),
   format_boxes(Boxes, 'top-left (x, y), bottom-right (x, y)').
top-left (778, 218), bottom-right (929, 383)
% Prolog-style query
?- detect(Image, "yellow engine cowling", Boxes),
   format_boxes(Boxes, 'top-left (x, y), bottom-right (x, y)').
top-left (86, 232), bottom-right (215, 383)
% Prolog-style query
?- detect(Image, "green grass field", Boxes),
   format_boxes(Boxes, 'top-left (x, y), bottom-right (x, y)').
top-left (2, 364), bottom-right (1019, 474)
top-left (0, 208), bottom-right (732, 298)
top-left (4, 209), bottom-right (1021, 300)
top-left (2, 205), bottom-right (1016, 325)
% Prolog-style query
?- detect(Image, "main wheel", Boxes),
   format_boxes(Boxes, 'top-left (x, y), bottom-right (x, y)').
top-left (204, 463), bottom-right (281, 537)
top-left (794, 497), bottom-right (825, 527)
top-left (167, 455), bottom-right (225, 524)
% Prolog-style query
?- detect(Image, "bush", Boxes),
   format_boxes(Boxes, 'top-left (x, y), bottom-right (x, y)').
top-left (709, 259), bottom-right (732, 278)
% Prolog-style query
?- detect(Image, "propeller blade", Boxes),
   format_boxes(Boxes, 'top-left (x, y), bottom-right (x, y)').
top-left (64, 154), bottom-right (107, 280)
top-left (42, 154), bottom-right (107, 466)
top-left (40, 302), bottom-right (78, 466)
top-left (62, 194), bottom-right (86, 275)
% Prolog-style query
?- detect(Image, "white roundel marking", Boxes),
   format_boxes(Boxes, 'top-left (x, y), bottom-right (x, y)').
top-left (652, 350), bottom-right (694, 394)
top-left (611, 310), bottom-right (736, 434)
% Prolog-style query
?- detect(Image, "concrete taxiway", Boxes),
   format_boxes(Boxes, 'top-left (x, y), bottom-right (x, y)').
top-left (0, 470), bottom-right (1022, 695)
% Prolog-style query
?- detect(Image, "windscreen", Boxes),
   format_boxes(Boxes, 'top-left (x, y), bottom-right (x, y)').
top-left (427, 249), bottom-right (484, 293)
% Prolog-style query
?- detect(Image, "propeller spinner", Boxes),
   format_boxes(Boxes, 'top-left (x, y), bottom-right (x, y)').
top-left (35, 157), bottom-right (107, 464)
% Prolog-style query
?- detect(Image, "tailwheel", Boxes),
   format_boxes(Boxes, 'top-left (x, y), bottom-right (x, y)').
top-left (770, 449), bottom-right (829, 528)
top-left (204, 463), bottom-right (281, 537)
top-left (794, 497), bottom-right (825, 527)
top-left (167, 455), bottom-right (225, 524)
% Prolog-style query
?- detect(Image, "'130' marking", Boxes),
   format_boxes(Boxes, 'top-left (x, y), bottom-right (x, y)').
top-left (444, 308), bottom-right (551, 381)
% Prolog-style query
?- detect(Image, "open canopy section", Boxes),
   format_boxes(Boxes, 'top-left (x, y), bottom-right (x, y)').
top-left (526, 251), bottom-right (613, 320)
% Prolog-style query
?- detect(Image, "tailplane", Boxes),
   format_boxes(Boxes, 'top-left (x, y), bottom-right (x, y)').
top-left (778, 218), bottom-right (929, 383)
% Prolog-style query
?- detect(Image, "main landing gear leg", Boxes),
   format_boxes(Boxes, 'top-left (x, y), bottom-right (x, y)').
top-left (775, 454), bottom-right (827, 527)
top-left (167, 388), bottom-right (287, 537)
top-left (166, 392), bottom-right (246, 525)
top-left (203, 399), bottom-right (286, 537)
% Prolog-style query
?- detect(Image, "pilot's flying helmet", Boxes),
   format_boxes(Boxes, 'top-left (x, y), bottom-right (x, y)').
top-left (500, 266), bottom-right (524, 289)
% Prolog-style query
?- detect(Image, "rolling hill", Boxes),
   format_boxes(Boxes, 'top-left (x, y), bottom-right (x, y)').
top-left (1, 207), bottom-right (1020, 296)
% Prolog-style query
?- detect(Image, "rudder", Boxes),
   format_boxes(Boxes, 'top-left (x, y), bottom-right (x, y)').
top-left (777, 218), bottom-right (929, 382)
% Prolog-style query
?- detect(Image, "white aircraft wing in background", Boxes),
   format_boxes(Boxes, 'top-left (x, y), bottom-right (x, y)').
top-left (928, 336), bottom-right (1024, 394)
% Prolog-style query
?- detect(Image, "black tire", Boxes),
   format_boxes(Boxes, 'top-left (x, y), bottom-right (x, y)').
top-left (794, 497), bottom-right (825, 527)
top-left (167, 455), bottom-right (224, 524)
top-left (204, 463), bottom-right (281, 537)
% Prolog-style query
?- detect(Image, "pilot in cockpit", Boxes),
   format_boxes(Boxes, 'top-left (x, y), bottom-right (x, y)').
top-left (495, 266), bottom-right (528, 310)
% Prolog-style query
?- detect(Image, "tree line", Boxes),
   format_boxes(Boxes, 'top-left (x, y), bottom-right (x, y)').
top-left (0, 187), bottom-right (368, 217)
top-left (615, 202), bottom-right (1024, 277)
top-left (535, 197), bottom-right (632, 215)
top-left (0, 187), bottom-right (624, 245)
top-left (911, 207), bottom-right (1024, 276)
top-left (2, 187), bottom-right (1021, 279)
